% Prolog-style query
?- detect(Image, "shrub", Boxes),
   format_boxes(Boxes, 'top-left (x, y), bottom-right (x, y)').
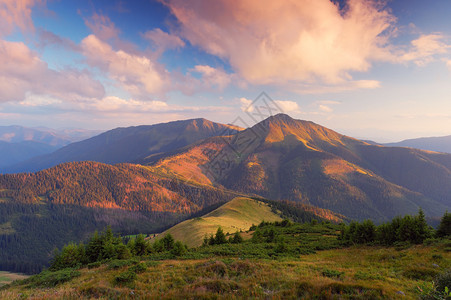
top-left (23, 268), bottom-right (81, 288)
top-left (403, 266), bottom-right (440, 280)
top-left (435, 269), bottom-right (451, 295)
top-left (113, 271), bottom-right (136, 286)
top-left (322, 268), bottom-right (344, 279)
top-left (129, 263), bottom-right (147, 274)
top-left (171, 241), bottom-right (187, 256)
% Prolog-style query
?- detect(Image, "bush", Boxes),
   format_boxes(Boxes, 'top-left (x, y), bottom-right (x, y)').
top-left (113, 271), bottom-right (136, 286)
top-left (129, 263), bottom-right (147, 274)
top-left (107, 259), bottom-right (135, 270)
top-left (171, 241), bottom-right (187, 256)
top-left (435, 269), bottom-right (451, 295)
top-left (322, 268), bottom-right (344, 279)
top-left (403, 266), bottom-right (439, 280)
top-left (23, 268), bottom-right (81, 288)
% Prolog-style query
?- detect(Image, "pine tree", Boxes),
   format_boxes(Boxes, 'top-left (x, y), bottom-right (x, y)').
top-left (437, 211), bottom-right (451, 238)
top-left (214, 227), bottom-right (227, 245)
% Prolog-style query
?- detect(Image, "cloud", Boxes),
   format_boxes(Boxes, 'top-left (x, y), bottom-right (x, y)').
top-left (239, 97), bottom-right (300, 114)
top-left (447, 60), bottom-right (451, 71)
top-left (0, 0), bottom-right (42, 37)
top-left (274, 100), bottom-right (300, 113)
top-left (400, 34), bottom-right (450, 66)
top-left (143, 28), bottom-right (185, 52)
top-left (84, 12), bottom-right (120, 41)
top-left (81, 34), bottom-right (169, 99)
top-left (191, 65), bottom-right (231, 90)
top-left (240, 97), bottom-right (253, 112)
top-left (0, 39), bottom-right (105, 102)
top-left (319, 104), bottom-right (333, 113)
top-left (163, 0), bottom-right (395, 86)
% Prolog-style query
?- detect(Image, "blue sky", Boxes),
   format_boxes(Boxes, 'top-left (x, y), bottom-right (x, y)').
top-left (1, 0), bottom-right (451, 142)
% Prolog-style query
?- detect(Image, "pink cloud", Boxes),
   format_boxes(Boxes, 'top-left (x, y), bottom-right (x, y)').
top-left (81, 34), bottom-right (169, 99)
top-left (84, 12), bottom-right (120, 41)
top-left (163, 0), bottom-right (395, 86)
top-left (0, 40), bottom-right (104, 102)
top-left (143, 28), bottom-right (185, 52)
top-left (0, 0), bottom-right (43, 37)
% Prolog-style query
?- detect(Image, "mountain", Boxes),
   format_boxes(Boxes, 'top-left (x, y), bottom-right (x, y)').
top-left (384, 135), bottom-right (451, 154)
top-left (0, 161), bottom-right (243, 273)
top-left (4, 118), bottom-right (243, 174)
top-left (151, 114), bottom-right (451, 221)
top-left (0, 125), bottom-right (99, 147)
top-left (0, 141), bottom-right (57, 168)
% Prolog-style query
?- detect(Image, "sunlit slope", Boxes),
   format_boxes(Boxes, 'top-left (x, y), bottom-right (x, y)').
top-left (160, 197), bottom-right (282, 247)
top-left (153, 114), bottom-right (451, 221)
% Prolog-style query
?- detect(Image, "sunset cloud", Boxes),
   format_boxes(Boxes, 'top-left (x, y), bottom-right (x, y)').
top-left (0, 0), bottom-right (42, 37)
top-left (163, 0), bottom-right (395, 87)
top-left (84, 12), bottom-right (120, 41)
top-left (400, 34), bottom-right (450, 66)
top-left (81, 34), bottom-right (169, 99)
top-left (0, 40), bottom-right (104, 102)
top-left (143, 28), bottom-right (185, 52)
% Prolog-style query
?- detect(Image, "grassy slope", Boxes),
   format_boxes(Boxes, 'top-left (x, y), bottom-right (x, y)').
top-left (2, 244), bottom-right (449, 299)
top-left (159, 197), bottom-right (283, 247)
top-left (0, 272), bottom-right (28, 287)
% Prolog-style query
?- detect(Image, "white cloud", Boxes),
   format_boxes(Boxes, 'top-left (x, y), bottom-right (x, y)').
top-left (319, 104), bottom-right (333, 113)
top-left (275, 100), bottom-right (300, 113)
top-left (239, 97), bottom-right (253, 112)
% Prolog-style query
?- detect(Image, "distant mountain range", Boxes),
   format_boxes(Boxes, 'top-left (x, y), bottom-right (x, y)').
top-left (384, 135), bottom-right (451, 154)
top-left (0, 125), bottom-right (100, 170)
top-left (2, 119), bottom-right (242, 173)
top-left (0, 125), bottom-right (100, 147)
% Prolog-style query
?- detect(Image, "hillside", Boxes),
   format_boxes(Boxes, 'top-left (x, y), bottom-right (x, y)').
top-left (0, 161), bottom-right (243, 273)
top-left (160, 197), bottom-right (283, 247)
top-left (4, 119), bottom-right (242, 174)
top-left (152, 114), bottom-right (451, 221)
top-left (385, 135), bottom-right (451, 154)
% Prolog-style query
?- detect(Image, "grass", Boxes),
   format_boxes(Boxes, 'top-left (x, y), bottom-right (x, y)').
top-left (0, 272), bottom-right (28, 287)
top-left (1, 244), bottom-right (449, 299)
top-left (158, 197), bottom-right (283, 247)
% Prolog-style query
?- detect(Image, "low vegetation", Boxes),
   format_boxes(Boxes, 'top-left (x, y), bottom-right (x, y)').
top-left (1, 208), bottom-right (450, 299)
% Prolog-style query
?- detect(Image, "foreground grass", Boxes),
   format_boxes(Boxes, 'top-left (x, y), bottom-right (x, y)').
top-left (2, 243), bottom-right (449, 299)
top-left (0, 271), bottom-right (28, 287)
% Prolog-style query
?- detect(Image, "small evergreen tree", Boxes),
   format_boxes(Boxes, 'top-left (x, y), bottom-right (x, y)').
top-left (214, 227), bottom-right (227, 245)
top-left (171, 241), bottom-right (187, 256)
top-left (230, 232), bottom-right (243, 244)
top-left (436, 211), bottom-right (451, 238)
top-left (162, 234), bottom-right (175, 251)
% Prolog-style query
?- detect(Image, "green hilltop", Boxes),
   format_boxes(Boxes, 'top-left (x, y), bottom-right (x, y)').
top-left (159, 197), bottom-right (283, 247)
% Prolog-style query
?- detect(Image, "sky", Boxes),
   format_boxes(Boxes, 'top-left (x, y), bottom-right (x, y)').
top-left (1, 0), bottom-right (451, 142)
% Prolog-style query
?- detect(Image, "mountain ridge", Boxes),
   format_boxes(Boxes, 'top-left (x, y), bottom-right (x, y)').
top-left (2, 118), bottom-right (243, 174)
